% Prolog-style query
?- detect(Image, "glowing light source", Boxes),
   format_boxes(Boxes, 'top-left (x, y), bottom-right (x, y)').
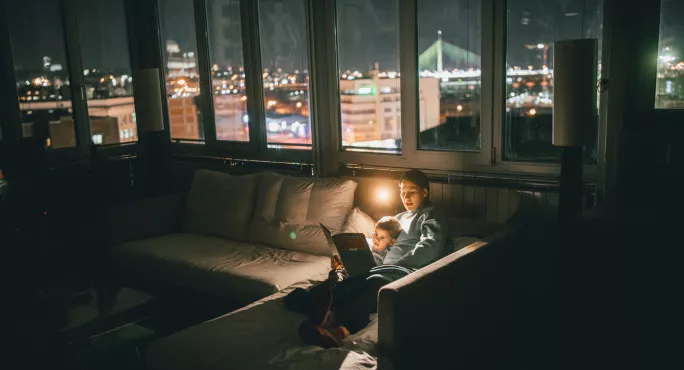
top-left (457, 104), bottom-right (463, 112)
top-left (529, 108), bottom-right (537, 116)
top-left (358, 87), bottom-right (372, 95)
top-left (376, 187), bottom-right (391, 204)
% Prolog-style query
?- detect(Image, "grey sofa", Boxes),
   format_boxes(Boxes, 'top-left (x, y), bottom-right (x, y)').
top-left (103, 169), bottom-right (358, 306)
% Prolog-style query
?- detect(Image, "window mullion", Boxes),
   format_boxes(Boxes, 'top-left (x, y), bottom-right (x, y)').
top-left (60, 0), bottom-right (91, 153)
top-left (193, 0), bottom-right (217, 144)
top-left (490, 0), bottom-right (507, 166)
top-left (306, 0), bottom-right (339, 176)
top-left (239, 0), bottom-right (266, 151)
top-left (0, 8), bottom-right (22, 142)
top-left (398, 0), bottom-right (418, 157)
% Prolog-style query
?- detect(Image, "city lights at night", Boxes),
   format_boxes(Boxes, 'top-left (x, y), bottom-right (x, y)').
top-left (7, 0), bottom-right (683, 153)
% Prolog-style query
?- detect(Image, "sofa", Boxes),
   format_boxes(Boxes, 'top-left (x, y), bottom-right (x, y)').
top-left (143, 225), bottom-right (519, 370)
top-left (104, 169), bottom-right (360, 306)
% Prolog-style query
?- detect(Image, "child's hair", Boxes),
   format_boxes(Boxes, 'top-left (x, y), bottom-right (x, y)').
top-left (375, 216), bottom-right (402, 239)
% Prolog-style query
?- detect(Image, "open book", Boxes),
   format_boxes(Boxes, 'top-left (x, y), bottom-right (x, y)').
top-left (320, 224), bottom-right (376, 276)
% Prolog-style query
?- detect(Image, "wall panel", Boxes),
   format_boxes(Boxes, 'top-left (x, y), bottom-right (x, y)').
top-left (347, 176), bottom-right (564, 225)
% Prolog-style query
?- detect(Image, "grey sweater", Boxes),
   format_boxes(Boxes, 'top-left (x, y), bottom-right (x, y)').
top-left (381, 203), bottom-right (449, 270)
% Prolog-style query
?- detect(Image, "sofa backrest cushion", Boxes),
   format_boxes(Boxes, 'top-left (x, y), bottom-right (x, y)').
top-left (248, 172), bottom-right (357, 256)
top-left (184, 170), bottom-right (260, 241)
top-left (341, 207), bottom-right (377, 238)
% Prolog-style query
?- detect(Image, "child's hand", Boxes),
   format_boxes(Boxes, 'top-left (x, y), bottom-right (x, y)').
top-left (330, 255), bottom-right (345, 270)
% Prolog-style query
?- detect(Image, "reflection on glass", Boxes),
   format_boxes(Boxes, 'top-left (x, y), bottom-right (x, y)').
top-left (75, 0), bottom-right (137, 145)
top-left (159, 0), bottom-right (203, 140)
top-left (8, 0), bottom-right (76, 148)
top-left (505, 0), bottom-right (602, 162)
top-left (336, 0), bottom-right (401, 153)
top-left (207, 0), bottom-right (249, 141)
top-left (655, 0), bottom-right (684, 109)
top-left (258, 0), bottom-right (311, 149)
top-left (418, 0), bottom-right (481, 151)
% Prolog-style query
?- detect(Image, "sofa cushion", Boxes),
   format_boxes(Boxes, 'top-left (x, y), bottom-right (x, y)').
top-left (341, 207), bottom-right (377, 238)
top-left (183, 170), bottom-right (260, 242)
top-left (111, 233), bottom-right (330, 305)
top-left (248, 172), bottom-right (357, 256)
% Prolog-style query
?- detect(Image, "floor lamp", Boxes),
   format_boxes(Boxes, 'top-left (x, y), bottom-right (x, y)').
top-left (553, 39), bottom-right (598, 223)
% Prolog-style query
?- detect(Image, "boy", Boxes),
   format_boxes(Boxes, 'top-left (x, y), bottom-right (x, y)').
top-left (328, 216), bottom-right (402, 278)
top-left (287, 216), bottom-right (404, 346)
top-left (287, 170), bottom-right (447, 348)
top-left (370, 216), bottom-right (402, 265)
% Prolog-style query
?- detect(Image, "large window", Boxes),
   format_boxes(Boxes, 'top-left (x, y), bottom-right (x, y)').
top-left (75, 0), bottom-right (136, 146)
top-left (336, 0), bottom-right (402, 153)
top-left (8, 0), bottom-right (76, 149)
top-left (258, 0), bottom-right (312, 149)
top-left (417, 0), bottom-right (482, 152)
top-left (504, 0), bottom-right (603, 162)
top-left (207, 0), bottom-right (249, 142)
top-left (159, 0), bottom-right (203, 141)
top-left (655, 0), bottom-right (684, 109)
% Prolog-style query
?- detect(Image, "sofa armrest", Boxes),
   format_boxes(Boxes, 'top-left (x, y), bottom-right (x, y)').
top-left (101, 193), bottom-right (186, 245)
top-left (377, 226), bottom-right (521, 369)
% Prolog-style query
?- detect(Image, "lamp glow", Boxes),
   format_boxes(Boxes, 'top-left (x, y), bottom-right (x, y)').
top-left (376, 187), bottom-right (391, 204)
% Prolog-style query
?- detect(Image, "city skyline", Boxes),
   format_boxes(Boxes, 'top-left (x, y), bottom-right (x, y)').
top-left (8, 0), bottom-right (666, 74)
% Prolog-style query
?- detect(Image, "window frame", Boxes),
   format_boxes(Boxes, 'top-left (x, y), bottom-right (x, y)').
top-left (319, 0), bottom-right (606, 178)
top-left (1, 0), bottom-right (142, 164)
top-left (326, 0), bottom-right (492, 173)
top-left (164, 0), bottom-right (313, 163)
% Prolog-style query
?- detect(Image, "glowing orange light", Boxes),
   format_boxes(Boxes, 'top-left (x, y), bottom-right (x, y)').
top-left (376, 187), bottom-right (391, 203)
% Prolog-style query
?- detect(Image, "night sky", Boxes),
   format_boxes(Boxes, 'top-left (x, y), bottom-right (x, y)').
top-left (7, 0), bottom-right (684, 74)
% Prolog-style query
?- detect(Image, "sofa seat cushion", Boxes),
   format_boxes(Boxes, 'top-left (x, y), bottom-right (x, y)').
top-left (146, 281), bottom-right (383, 370)
top-left (111, 233), bottom-right (330, 305)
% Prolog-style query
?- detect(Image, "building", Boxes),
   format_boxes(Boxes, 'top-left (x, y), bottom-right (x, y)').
top-left (168, 97), bottom-right (201, 140)
top-left (209, 0), bottom-right (243, 69)
top-left (19, 96), bottom-right (137, 148)
top-left (339, 73), bottom-right (440, 146)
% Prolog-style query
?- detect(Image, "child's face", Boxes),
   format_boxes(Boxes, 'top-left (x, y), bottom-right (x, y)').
top-left (372, 228), bottom-right (396, 251)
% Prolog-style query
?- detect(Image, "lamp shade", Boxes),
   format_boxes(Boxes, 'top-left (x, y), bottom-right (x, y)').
top-left (132, 68), bottom-right (165, 132)
top-left (552, 39), bottom-right (598, 147)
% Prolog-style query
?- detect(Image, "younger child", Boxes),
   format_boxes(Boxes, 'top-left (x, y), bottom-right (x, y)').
top-left (370, 216), bottom-right (402, 265)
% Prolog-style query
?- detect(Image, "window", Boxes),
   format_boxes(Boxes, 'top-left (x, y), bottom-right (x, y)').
top-left (504, 0), bottom-right (603, 162)
top-left (655, 0), bottom-right (684, 109)
top-left (336, 0), bottom-right (402, 153)
top-left (207, 0), bottom-right (248, 142)
top-left (417, 0), bottom-right (482, 152)
top-left (8, 0), bottom-right (76, 149)
top-left (159, 0), bottom-right (203, 141)
top-left (258, 0), bottom-right (312, 149)
top-left (75, 0), bottom-right (137, 145)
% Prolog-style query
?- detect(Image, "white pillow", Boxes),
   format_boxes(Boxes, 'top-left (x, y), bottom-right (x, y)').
top-left (341, 207), bottom-right (377, 238)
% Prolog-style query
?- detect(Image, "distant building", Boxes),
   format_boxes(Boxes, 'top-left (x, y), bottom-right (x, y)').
top-left (339, 73), bottom-right (440, 145)
top-left (209, 0), bottom-right (243, 69)
top-left (19, 96), bottom-right (137, 148)
top-left (168, 97), bottom-right (201, 140)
